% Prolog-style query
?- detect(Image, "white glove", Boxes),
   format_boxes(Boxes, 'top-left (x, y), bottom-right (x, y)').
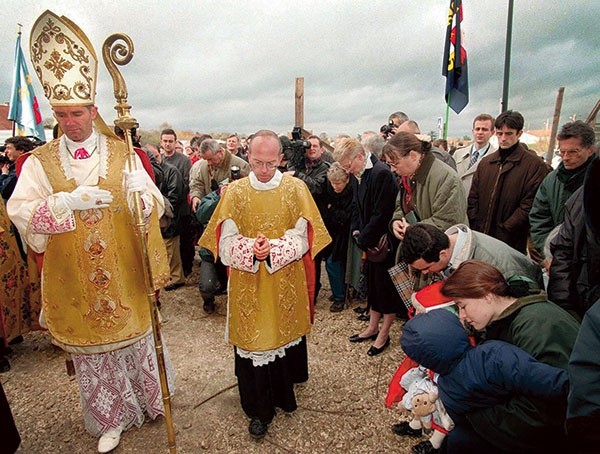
top-left (123, 169), bottom-right (148, 195)
top-left (56, 186), bottom-right (113, 211)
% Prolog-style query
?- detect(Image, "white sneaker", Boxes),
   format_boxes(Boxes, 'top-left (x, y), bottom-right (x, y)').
top-left (98, 427), bottom-right (122, 453)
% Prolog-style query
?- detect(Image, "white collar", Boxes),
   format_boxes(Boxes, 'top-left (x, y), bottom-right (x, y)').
top-left (249, 170), bottom-right (282, 190)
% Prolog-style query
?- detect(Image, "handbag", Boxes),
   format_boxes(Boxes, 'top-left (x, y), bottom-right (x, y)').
top-left (366, 233), bottom-right (391, 263)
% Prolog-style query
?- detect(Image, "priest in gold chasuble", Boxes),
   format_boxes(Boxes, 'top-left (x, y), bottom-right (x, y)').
top-left (200, 130), bottom-right (331, 439)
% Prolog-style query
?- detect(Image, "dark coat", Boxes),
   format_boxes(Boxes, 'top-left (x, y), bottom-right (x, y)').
top-left (566, 298), bottom-right (600, 452)
top-left (294, 158), bottom-right (330, 213)
top-left (549, 158), bottom-right (600, 318)
top-left (158, 160), bottom-right (186, 239)
top-left (529, 155), bottom-right (595, 255)
top-left (466, 290), bottom-right (579, 452)
top-left (0, 382), bottom-right (20, 454)
top-left (322, 179), bottom-right (354, 262)
top-left (468, 142), bottom-right (549, 253)
top-left (353, 155), bottom-right (398, 250)
top-left (401, 309), bottom-right (568, 417)
top-left (353, 155), bottom-right (401, 314)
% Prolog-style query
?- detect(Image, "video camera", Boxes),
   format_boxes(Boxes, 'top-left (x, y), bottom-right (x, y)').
top-left (280, 126), bottom-right (310, 171)
top-left (380, 121), bottom-right (396, 139)
top-left (0, 146), bottom-right (9, 166)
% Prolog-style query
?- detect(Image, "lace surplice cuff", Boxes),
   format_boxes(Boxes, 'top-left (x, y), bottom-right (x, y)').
top-left (31, 198), bottom-right (76, 234)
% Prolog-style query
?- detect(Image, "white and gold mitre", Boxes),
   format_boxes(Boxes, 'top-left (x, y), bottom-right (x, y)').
top-left (29, 10), bottom-right (97, 107)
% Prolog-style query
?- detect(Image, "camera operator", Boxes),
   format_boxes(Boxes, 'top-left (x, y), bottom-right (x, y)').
top-left (380, 111), bottom-right (409, 140)
top-left (285, 135), bottom-right (331, 300)
top-left (1, 137), bottom-right (36, 202)
top-left (190, 138), bottom-right (250, 313)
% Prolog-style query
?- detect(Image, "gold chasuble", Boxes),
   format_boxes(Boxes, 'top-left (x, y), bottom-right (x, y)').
top-left (33, 138), bottom-right (169, 349)
top-left (200, 175), bottom-right (330, 352)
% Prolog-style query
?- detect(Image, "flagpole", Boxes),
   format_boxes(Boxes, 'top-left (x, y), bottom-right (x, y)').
top-left (501, 0), bottom-right (514, 113)
top-left (11, 24), bottom-right (23, 137)
top-left (444, 95), bottom-right (451, 140)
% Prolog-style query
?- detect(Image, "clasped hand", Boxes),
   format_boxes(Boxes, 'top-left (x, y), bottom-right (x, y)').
top-left (253, 233), bottom-right (271, 261)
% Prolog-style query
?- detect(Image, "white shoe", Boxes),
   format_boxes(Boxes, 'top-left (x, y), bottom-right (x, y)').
top-left (98, 427), bottom-right (122, 453)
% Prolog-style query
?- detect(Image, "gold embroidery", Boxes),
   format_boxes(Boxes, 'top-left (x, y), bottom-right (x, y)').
top-left (43, 50), bottom-right (73, 80)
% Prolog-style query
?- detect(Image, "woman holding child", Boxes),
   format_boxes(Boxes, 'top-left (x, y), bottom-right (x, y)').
top-left (439, 260), bottom-right (580, 452)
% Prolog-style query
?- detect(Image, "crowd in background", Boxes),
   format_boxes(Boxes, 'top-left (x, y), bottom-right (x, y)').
top-left (1, 108), bottom-right (599, 453)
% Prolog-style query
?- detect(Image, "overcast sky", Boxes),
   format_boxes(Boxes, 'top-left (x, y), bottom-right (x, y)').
top-left (1, 0), bottom-right (598, 138)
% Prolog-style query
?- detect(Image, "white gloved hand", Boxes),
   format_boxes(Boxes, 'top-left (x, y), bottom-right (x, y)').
top-left (123, 169), bottom-right (148, 195)
top-left (57, 186), bottom-right (113, 210)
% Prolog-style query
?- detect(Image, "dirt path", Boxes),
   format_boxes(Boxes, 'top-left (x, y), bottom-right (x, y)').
top-left (2, 269), bottom-right (417, 453)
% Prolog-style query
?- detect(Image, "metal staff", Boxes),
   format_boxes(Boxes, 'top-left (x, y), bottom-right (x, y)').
top-left (102, 33), bottom-right (176, 453)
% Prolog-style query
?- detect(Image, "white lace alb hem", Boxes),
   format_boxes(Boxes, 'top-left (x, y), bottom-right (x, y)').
top-left (236, 337), bottom-right (302, 367)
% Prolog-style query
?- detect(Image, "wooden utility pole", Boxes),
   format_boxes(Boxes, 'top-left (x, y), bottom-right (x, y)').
top-left (545, 86), bottom-right (564, 165)
top-left (295, 77), bottom-right (304, 128)
top-left (293, 76), bottom-right (333, 152)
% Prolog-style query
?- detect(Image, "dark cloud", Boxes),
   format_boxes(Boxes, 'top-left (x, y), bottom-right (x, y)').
top-left (2, 0), bottom-right (597, 139)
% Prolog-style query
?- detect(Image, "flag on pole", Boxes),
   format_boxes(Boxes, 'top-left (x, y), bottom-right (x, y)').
top-left (442, 0), bottom-right (469, 114)
top-left (8, 33), bottom-right (45, 140)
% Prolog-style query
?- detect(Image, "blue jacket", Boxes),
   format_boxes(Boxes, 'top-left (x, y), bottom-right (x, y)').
top-left (400, 309), bottom-right (568, 416)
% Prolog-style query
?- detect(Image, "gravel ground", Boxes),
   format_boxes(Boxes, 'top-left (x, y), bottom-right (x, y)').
top-left (2, 266), bottom-right (418, 453)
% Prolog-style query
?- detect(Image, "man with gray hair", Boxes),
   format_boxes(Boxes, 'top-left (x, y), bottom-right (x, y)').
top-left (530, 120), bottom-right (597, 260)
top-left (190, 139), bottom-right (250, 313)
top-left (361, 133), bottom-right (386, 159)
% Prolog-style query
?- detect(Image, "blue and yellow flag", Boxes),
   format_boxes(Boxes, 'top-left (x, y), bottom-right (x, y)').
top-left (442, 0), bottom-right (469, 114)
top-left (8, 33), bottom-right (45, 140)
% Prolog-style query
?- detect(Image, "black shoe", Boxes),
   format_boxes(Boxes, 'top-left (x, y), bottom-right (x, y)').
top-left (203, 300), bottom-right (215, 314)
top-left (248, 418), bottom-right (268, 439)
top-left (329, 301), bottom-right (344, 312)
top-left (8, 335), bottom-right (23, 345)
top-left (164, 282), bottom-right (184, 291)
top-left (412, 440), bottom-right (439, 454)
top-left (0, 356), bottom-right (10, 373)
top-left (353, 306), bottom-right (367, 314)
top-left (357, 314), bottom-right (370, 322)
top-left (367, 337), bottom-right (390, 356)
top-left (391, 421), bottom-right (422, 437)
top-left (349, 332), bottom-right (378, 343)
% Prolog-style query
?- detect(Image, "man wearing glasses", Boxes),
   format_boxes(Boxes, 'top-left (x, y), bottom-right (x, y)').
top-left (190, 138), bottom-right (250, 313)
top-left (199, 130), bottom-right (330, 439)
top-left (529, 121), bottom-right (597, 263)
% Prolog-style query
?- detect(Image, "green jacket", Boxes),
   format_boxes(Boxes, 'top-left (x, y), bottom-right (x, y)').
top-left (392, 151), bottom-right (467, 262)
top-left (467, 289), bottom-right (580, 452)
top-left (529, 156), bottom-right (595, 256)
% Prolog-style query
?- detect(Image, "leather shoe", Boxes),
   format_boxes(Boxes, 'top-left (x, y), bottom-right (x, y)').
top-left (203, 300), bottom-right (215, 314)
top-left (98, 427), bottom-right (122, 453)
top-left (353, 306), bottom-right (367, 314)
top-left (367, 337), bottom-right (390, 356)
top-left (164, 282), bottom-right (184, 291)
top-left (412, 440), bottom-right (439, 454)
top-left (329, 301), bottom-right (345, 312)
top-left (357, 314), bottom-right (370, 322)
top-left (248, 418), bottom-right (268, 439)
top-left (391, 421), bottom-right (422, 437)
top-left (349, 332), bottom-right (378, 343)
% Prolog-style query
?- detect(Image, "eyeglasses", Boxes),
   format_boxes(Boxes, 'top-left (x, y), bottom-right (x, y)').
top-left (557, 148), bottom-right (586, 157)
top-left (249, 159), bottom-right (278, 170)
top-left (340, 155), bottom-right (357, 171)
top-left (386, 160), bottom-right (399, 169)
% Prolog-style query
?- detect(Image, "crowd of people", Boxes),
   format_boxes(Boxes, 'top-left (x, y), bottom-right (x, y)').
top-left (1, 10), bottom-right (599, 454)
